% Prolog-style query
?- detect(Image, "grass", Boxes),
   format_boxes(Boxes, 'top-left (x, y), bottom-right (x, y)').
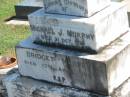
top-left (0, 0), bottom-right (31, 56)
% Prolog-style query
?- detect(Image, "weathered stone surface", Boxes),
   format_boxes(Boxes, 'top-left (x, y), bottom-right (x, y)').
top-left (29, 2), bottom-right (129, 53)
top-left (0, 66), bottom-right (18, 97)
top-left (16, 31), bottom-right (130, 95)
top-left (4, 72), bottom-right (130, 97)
top-left (111, 77), bottom-right (130, 97)
top-left (3, 72), bottom-right (108, 97)
top-left (43, 0), bottom-right (110, 17)
top-left (124, 0), bottom-right (130, 26)
top-left (112, 0), bottom-right (130, 26)
top-left (15, 0), bottom-right (43, 18)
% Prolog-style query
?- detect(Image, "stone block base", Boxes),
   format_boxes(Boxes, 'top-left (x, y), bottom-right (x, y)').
top-left (3, 72), bottom-right (107, 97)
top-left (4, 72), bottom-right (130, 97)
top-left (16, 31), bottom-right (130, 95)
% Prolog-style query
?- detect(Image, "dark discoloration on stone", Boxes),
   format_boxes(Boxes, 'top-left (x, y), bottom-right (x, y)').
top-left (127, 12), bottom-right (130, 26)
top-left (33, 41), bottom-right (97, 54)
top-left (4, 73), bottom-right (107, 97)
top-left (4, 72), bottom-right (130, 97)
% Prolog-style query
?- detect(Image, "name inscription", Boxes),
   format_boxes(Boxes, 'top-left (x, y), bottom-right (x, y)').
top-left (23, 50), bottom-right (66, 83)
top-left (31, 25), bottom-right (95, 46)
top-left (26, 50), bottom-right (55, 61)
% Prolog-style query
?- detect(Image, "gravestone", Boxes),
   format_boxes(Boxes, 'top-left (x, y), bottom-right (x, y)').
top-left (15, 0), bottom-right (44, 18)
top-left (4, 0), bottom-right (130, 97)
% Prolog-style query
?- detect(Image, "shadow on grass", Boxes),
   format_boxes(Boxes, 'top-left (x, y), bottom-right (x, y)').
top-left (4, 16), bottom-right (28, 22)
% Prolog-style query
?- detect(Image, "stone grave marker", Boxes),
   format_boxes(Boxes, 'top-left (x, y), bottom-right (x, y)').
top-left (3, 0), bottom-right (130, 97)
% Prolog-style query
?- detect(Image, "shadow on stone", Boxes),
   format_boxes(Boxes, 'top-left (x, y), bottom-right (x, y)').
top-left (127, 12), bottom-right (130, 26)
top-left (15, 5), bottom-right (42, 19)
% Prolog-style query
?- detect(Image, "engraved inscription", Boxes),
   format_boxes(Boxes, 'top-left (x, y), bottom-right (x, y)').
top-left (41, 17), bottom-right (60, 26)
top-left (45, 0), bottom-right (88, 13)
top-left (67, 30), bottom-right (94, 40)
top-left (24, 60), bottom-right (37, 66)
top-left (26, 51), bottom-right (55, 61)
top-left (31, 25), bottom-right (95, 47)
top-left (30, 25), bottom-right (55, 35)
top-left (53, 75), bottom-right (65, 83)
top-left (24, 50), bottom-right (67, 83)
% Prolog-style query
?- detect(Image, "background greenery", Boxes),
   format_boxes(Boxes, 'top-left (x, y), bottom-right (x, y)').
top-left (0, 0), bottom-right (31, 56)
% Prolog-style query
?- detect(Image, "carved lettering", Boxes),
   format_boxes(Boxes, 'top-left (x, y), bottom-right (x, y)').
top-left (45, 0), bottom-right (87, 13)
top-left (31, 24), bottom-right (95, 47)
top-left (45, 0), bottom-right (61, 8)
top-left (54, 37), bottom-right (60, 43)
top-left (61, 38), bottom-right (71, 44)
top-left (58, 29), bottom-right (63, 36)
top-left (53, 75), bottom-right (65, 83)
top-left (31, 25), bottom-right (94, 41)
top-left (25, 51), bottom-right (66, 73)
top-left (67, 30), bottom-right (94, 40)
top-left (26, 51), bottom-right (55, 61)
top-left (24, 60), bottom-right (37, 66)
top-left (30, 25), bottom-right (55, 35)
